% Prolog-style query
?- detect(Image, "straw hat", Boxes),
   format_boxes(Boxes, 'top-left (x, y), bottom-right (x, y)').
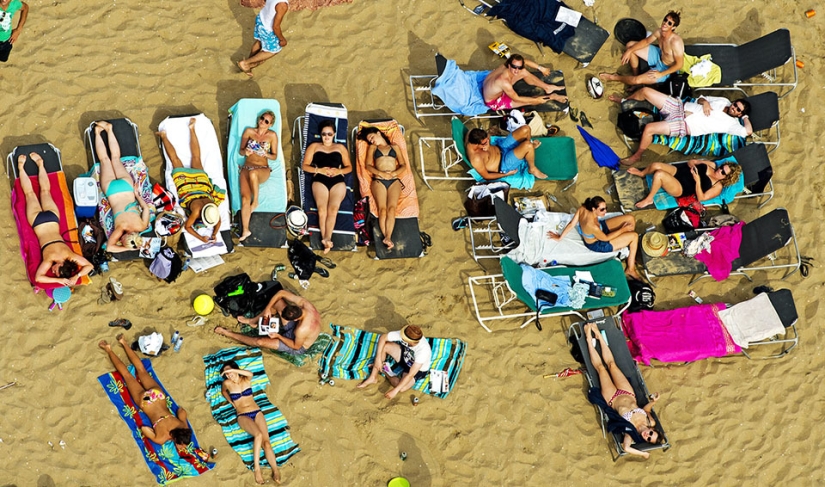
top-left (642, 232), bottom-right (669, 258)
top-left (201, 203), bottom-right (220, 227)
top-left (400, 325), bottom-right (423, 345)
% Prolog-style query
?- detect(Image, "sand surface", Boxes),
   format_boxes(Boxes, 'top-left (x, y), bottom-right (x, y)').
top-left (0, 0), bottom-right (823, 485)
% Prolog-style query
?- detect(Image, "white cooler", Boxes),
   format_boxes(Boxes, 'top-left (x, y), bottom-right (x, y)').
top-left (73, 177), bottom-right (99, 218)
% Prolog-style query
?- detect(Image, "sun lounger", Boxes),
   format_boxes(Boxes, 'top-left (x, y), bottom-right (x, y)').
top-left (292, 103), bottom-right (357, 251)
top-left (468, 255), bottom-right (631, 332)
top-left (226, 98), bottom-right (289, 248)
top-left (203, 347), bottom-right (301, 470)
top-left (613, 142), bottom-right (774, 213)
top-left (622, 288), bottom-right (798, 363)
top-left (568, 317), bottom-right (670, 460)
top-left (98, 358), bottom-right (215, 484)
top-left (158, 113), bottom-right (233, 258)
top-left (684, 28), bottom-right (797, 99)
top-left (352, 119), bottom-right (424, 259)
top-left (8, 143), bottom-right (92, 292)
top-left (641, 208), bottom-right (801, 284)
top-left (418, 117), bottom-right (578, 190)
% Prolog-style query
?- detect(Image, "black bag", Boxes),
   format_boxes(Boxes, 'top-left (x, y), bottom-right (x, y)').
top-left (655, 72), bottom-right (692, 101)
top-left (617, 108), bottom-right (657, 139)
top-left (533, 289), bottom-right (558, 331)
top-left (213, 273), bottom-right (282, 318)
top-left (463, 182), bottom-right (510, 217)
top-left (662, 206), bottom-right (704, 233)
top-left (627, 278), bottom-right (655, 312)
top-left (148, 247), bottom-right (183, 283)
top-left (288, 238), bottom-right (319, 280)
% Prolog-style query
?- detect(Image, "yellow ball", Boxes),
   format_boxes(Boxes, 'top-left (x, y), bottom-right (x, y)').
top-left (193, 294), bottom-right (215, 315)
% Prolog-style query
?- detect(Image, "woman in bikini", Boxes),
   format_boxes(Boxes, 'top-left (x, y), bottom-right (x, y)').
top-left (18, 153), bottom-right (93, 286)
top-left (548, 196), bottom-right (641, 280)
top-left (629, 159), bottom-right (742, 209)
top-left (238, 110), bottom-right (279, 242)
top-left (94, 121), bottom-right (151, 253)
top-left (584, 323), bottom-right (661, 458)
top-left (220, 361), bottom-right (281, 484)
top-left (356, 126), bottom-right (409, 250)
top-left (301, 120), bottom-right (352, 254)
top-left (99, 334), bottom-right (193, 448)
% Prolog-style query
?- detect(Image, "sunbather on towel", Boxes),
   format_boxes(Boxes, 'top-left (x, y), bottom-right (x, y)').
top-left (466, 125), bottom-right (547, 181)
top-left (18, 153), bottom-right (93, 286)
top-left (99, 334), bottom-right (194, 448)
top-left (357, 325), bottom-right (432, 400)
top-left (584, 323), bottom-right (662, 458)
top-left (220, 361), bottom-right (281, 485)
top-left (215, 289), bottom-right (321, 355)
top-left (157, 118), bottom-right (226, 244)
top-left (609, 88), bottom-right (753, 164)
top-left (547, 196), bottom-right (641, 280)
top-left (482, 54), bottom-right (567, 110)
top-left (600, 11), bottom-right (684, 86)
top-left (238, 110), bottom-right (279, 243)
top-left (628, 159), bottom-right (742, 209)
top-left (94, 121), bottom-right (153, 253)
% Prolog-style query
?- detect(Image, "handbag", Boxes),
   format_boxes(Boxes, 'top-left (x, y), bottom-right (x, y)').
top-left (526, 111), bottom-right (548, 137)
top-left (463, 182), bottom-right (510, 217)
top-left (534, 289), bottom-right (558, 331)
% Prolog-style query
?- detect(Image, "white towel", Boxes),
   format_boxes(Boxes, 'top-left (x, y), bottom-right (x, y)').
top-left (719, 293), bottom-right (786, 348)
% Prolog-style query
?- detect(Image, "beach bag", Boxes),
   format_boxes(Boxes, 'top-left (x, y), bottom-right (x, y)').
top-left (214, 273), bottom-right (282, 317)
top-left (627, 278), bottom-right (655, 312)
top-left (354, 196), bottom-right (372, 246)
top-left (655, 72), bottom-right (692, 101)
top-left (464, 182), bottom-right (510, 217)
top-left (288, 238), bottom-right (318, 280)
top-left (526, 111), bottom-right (548, 137)
top-left (663, 198), bottom-right (705, 233)
top-left (151, 183), bottom-right (176, 212)
top-left (148, 247), bottom-right (183, 283)
top-left (505, 109), bottom-right (527, 132)
top-left (617, 107), bottom-right (657, 139)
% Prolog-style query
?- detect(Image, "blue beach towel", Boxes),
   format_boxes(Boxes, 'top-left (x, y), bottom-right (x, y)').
top-left (432, 60), bottom-right (491, 116)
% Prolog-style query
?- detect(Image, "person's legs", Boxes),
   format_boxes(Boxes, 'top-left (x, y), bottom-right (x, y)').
top-left (585, 323), bottom-right (619, 404)
top-left (312, 182), bottom-right (332, 250)
top-left (214, 326), bottom-right (283, 350)
top-left (630, 164), bottom-right (682, 208)
top-left (94, 124), bottom-right (117, 191)
top-left (29, 153), bottom-right (61, 216)
top-left (358, 341), bottom-right (402, 388)
top-left (609, 231), bottom-right (641, 279)
top-left (98, 122), bottom-right (131, 181)
top-left (512, 141), bottom-right (547, 179)
top-left (621, 121), bottom-right (673, 165)
top-left (593, 323), bottom-right (635, 393)
top-left (99, 339), bottom-right (147, 404)
top-left (371, 180), bottom-right (389, 241)
top-left (156, 130), bottom-right (184, 169)
top-left (117, 334), bottom-right (161, 390)
top-left (253, 413), bottom-right (281, 483)
top-left (239, 169), bottom-right (254, 241)
top-left (236, 414), bottom-right (266, 484)
top-left (188, 118), bottom-right (203, 170)
top-left (18, 155), bottom-right (43, 225)
top-left (384, 182), bottom-right (402, 249)
top-left (323, 182), bottom-right (347, 254)
top-left (512, 125), bottom-right (532, 143)
top-left (247, 168), bottom-right (270, 213)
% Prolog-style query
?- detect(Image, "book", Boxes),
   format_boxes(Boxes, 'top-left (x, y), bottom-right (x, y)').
top-left (667, 232), bottom-right (688, 252)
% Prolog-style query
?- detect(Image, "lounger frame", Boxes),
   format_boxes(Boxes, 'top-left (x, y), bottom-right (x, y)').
top-left (6, 143), bottom-right (63, 179)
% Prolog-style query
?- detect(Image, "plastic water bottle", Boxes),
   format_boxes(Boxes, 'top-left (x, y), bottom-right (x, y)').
top-left (400, 451), bottom-right (407, 461)
top-left (99, 261), bottom-right (109, 273)
top-left (174, 337), bottom-right (184, 352)
top-left (550, 260), bottom-right (558, 266)
top-left (170, 331), bottom-right (180, 346)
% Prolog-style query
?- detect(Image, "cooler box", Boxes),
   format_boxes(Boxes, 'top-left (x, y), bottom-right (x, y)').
top-left (73, 177), bottom-right (99, 218)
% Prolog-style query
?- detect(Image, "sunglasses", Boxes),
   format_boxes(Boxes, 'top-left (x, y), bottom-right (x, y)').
top-left (510, 64), bottom-right (524, 70)
top-left (259, 116), bottom-right (272, 125)
top-left (663, 18), bottom-right (675, 26)
top-left (730, 104), bottom-right (744, 113)
top-left (597, 206), bottom-right (607, 212)
top-left (321, 132), bottom-right (335, 137)
top-left (718, 166), bottom-right (730, 176)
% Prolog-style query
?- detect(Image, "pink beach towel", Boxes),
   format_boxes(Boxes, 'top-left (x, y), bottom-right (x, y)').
top-left (695, 222), bottom-right (744, 281)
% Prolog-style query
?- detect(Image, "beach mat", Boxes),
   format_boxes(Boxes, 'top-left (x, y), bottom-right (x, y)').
top-left (238, 325), bottom-right (334, 367)
top-left (203, 347), bottom-right (301, 468)
top-left (317, 324), bottom-right (467, 399)
top-left (97, 359), bottom-right (215, 485)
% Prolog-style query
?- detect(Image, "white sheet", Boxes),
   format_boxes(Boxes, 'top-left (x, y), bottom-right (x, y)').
top-left (720, 293), bottom-right (786, 348)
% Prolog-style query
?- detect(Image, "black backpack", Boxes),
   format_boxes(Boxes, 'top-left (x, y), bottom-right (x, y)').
top-left (654, 72), bottom-right (693, 101)
top-left (214, 273), bottom-right (282, 318)
top-left (627, 278), bottom-right (655, 312)
top-left (617, 108), bottom-right (657, 139)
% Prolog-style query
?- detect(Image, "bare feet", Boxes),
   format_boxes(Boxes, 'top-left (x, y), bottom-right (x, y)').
top-left (239, 231), bottom-right (253, 242)
top-left (322, 239), bottom-right (333, 254)
top-left (530, 167), bottom-right (549, 179)
top-left (98, 340), bottom-right (111, 351)
top-left (116, 333), bottom-right (127, 346)
top-left (214, 326), bottom-right (228, 337)
top-left (253, 467), bottom-right (264, 484)
top-left (635, 198), bottom-right (654, 209)
top-left (531, 140), bottom-right (542, 150)
top-left (237, 60), bottom-right (253, 77)
top-left (626, 268), bottom-right (643, 280)
top-left (272, 467), bottom-right (281, 484)
top-left (357, 375), bottom-right (378, 389)
top-left (608, 94), bottom-right (625, 104)
top-left (599, 73), bottom-right (618, 82)
top-left (626, 167), bottom-right (644, 176)
top-left (383, 237), bottom-right (394, 250)
top-left (189, 117), bottom-right (197, 129)
top-left (17, 154), bottom-right (26, 173)
top-left (96, 121), bottom-right (113, 132)
top-left (545, 94), bottom-right (568, 103)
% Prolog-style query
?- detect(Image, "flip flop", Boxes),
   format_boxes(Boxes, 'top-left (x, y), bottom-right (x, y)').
top-left (569, 107), bottom-right (579, 122)
top-left (318, 257), bottom-right (337, 269)
top-left (108, 318), bottom-right (132, 330)
top-left (314, 268), bottom-right (330, 278)
top-left (546, 125), bottom-right (560, 136)
top-left (98, 286), bottom-right (112, 305)
top-left (579, 112), bottom-right (593, 129)
top-left (451, 216), bottom-right (468, 231)
top-left (187, 316), bottom-right (208, 327)
top-left (108, 277), bottom-right (124, 300)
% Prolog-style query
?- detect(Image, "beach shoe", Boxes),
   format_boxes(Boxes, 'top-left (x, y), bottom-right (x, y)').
top-left (314, 267), bottom-right (330, 278)
top-left (108, 318), bottom-right (132, 330)
top-left (569, 107), bottom-right (579, 122)
top-left (318, 257), bottom-right (337, 269)
top-left (108, 277), bottom-right (124, 300)
top-left (579, 111), bottom-right (593, 129)
top-left (98, 286), bottom-right (112, 305)
top-left (451, 216), bottom-right (468, 231)
top-left (187, 315), bottom-right (208, 327)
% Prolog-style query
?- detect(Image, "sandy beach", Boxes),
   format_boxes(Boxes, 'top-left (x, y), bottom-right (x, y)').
top-left (0, 0), bottom-right (823, 485)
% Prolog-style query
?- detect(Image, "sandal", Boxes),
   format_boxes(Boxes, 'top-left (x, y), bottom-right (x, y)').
top-left (187, 316), bottom-right (208, 327)
top-left (569, 107), bottom-right (579, 123)
top-left (318, 257), bottom-right (337, 269)
top-left (108, 277), bottom-right (124, 300)
top-left (108, 318), bottom-right (133, 330)
top-left (546, 125), bottom-right (560, 136)
top-left (314, 267), bottom-right (330, 278)
top-left (451, 216), bottom-right (468, 231)
top-left (579, 111), bottom-right (593, 129)
top-left (98, 286), bottom-right (112, 305)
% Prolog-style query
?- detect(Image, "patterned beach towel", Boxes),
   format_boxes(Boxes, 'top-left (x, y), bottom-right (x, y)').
top-left (652, 132), bottom-right (746, 157)
top-left (317, 324), bottom-right (467, 399)
top-left (203, 347), bottom-right (301, 468)
top-left (238, 325), bottom-right (333, 367)
top-left (97, 359), bottom-right (214, 485)
top-left (86, 156), bottom-right (155, 237)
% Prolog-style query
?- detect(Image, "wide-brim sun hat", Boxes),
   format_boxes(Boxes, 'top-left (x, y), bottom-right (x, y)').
top-left (400, 325), bottom-right (422, 345)
top-left (201, 203), bottom-right (220, 227)
top-left (642, 231), bottom-right (669, 258)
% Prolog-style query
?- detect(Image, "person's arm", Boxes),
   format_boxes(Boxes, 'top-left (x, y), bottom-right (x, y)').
top-left (687, 159), bottom-right (714, 170)
top-left (697, 97), bottom-right (712, 116)
top-left (385, 362), bottom-right (423, 399)
top-left (548, 208), bottom-right (581, 240)
top-left (337, 145), bottom-right (353, 175)
top-left (642, 392), bottom-right (660, 414)
top-left (176, 406), bottom-right (188, 425)
top-left (621, 30), bottom-right (658, 64)
top-left (622, 435), bottom-right (650, 459)
top-left (301, 144), bottom-right (317, 173)
top-left (272, 2), bottom-right (288, 47)
top-left (502, 83), bottom-right (552, 105)
top-left (9, 2), bottom-right (29, 45)
top-left (73, 254), bottom-right (95, 280)
top-left (137, 194), bottom-right (152, 230)
top-left (692, 167), bottom-right (723, 201)
top-left (523, 58), bottom-right (551, 77)
top-left (106, 227), bottom-right (129, 253)
top-left (741, 115), bottom-right (753, 136)
top-left (391, 144), bottom-right (409, 178)
top-left (210, 218), bottom-right (221, 241)
top-left (34, 261), bottom-right (75, 286)
top-left (267, 132), bottom-right (279, 160)
top-left (139, 425), bottom-right (161, 443)
top-left (184, 212), bottom-right (209, 242)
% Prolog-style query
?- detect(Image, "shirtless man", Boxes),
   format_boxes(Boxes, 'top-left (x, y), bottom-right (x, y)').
top-left (465, 125), bottom-right (547, 180)
top-left (214, 289), bottom-right (321, 355)
top-left (18, 153), bottom-right (94, 286)
top-left (600, 11), bottom-right (684, 86)
top-left (482, 54), bottom-right (567, 111)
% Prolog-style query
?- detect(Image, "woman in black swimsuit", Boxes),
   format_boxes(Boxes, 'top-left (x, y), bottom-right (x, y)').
top-left (628, 159), bottom-right (742, 209)
top-left (357, 126), bottom-right (409, 250)
top-left (221, 361), bottom-right (280, 485)
top-left (301, 120), bottom-right (352, 254)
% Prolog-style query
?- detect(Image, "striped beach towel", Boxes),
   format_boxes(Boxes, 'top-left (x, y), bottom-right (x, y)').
top-left (97, 359), bottom-right (214, 485)
top-left (652, 132), bottom-right (746, 157)
top-left (317, 324), bottom-right (467, 399)
top-left (203, 347), bottom-right (300, 468)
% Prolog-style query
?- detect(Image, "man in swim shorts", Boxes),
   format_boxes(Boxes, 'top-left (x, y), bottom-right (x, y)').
top-left (0, 0), bottom-right (28, 63)
top-left (357, 325), bottom-right (433, 400)
top-left (600, 11), bottom-right (684, 86)
top-left (465, 125), bottom-right (547, 181)
top-left (237, 0), bottom-right (288, 77)
top-left (482, 54), bottom-right (567, 110)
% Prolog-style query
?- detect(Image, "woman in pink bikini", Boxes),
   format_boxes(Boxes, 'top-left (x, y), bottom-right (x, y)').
top-left (238, 110), bottom-right (280, 242)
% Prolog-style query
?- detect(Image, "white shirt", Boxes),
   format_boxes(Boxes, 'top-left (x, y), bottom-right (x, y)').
top-left (259, 0), bottom-right (288, 30)
top-left (386, 330), bottom-right (432, 372)
top-left (683, 96), bottom-right (748, 137)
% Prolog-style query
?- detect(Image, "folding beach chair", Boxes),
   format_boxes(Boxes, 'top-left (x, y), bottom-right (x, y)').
top-left (460, 0), bottom-right (609, 66)
top-left (468, 256), bottom-right (631, 332)
top-left (641, 208), bottom-right (801, 285)
top-left (292, 103), bottom-right (357, 252)
top-left (613, 142), bottom-right (774, 213)
top-left (418, 117), bottom-right (577, 190)
top-left (684, 28), bottom-right (797, 99)
top-left (352, 119), bottom-right (424, 259)
top-left (568, 317), bottom-right (670, 460)
top-left (226, 98), bottom-right (289, 248)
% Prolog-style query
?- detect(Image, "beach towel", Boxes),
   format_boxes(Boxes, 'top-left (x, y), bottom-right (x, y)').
top-left (432, 60), bottom-right (491, 116)
top-left (695, 222), bottom-right (744, 280)
top-left (317, 324), bottom-right (467, 399)
top-left (203, 347), bottom-right (300, 468)
top-left (647, 157), bottom-right (745, 210)
top-left (719, 292), bottom-right (785, 348)
top-left (97, 359), bottom-right (214, 485)
top-left (85, 156), bottom-right (154, 238)
top-left (651, 132), bottom-right (746, 157)
top-left (487, 0), bottom-right (576, 53)
top-left (238, 324), bottom-right (334, 367)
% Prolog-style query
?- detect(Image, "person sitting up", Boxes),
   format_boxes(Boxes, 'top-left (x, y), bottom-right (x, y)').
top-left (18, 153), bottom-right (93, 286)
top-left (482, 54), bottom-right (567, 110)
top-left (465, 125), bottom-right (547, 181)
top-left (356, 126), bottom-right (410, 250)
top-left (628, 159), bottom-right (742, 209)
top-left (357, 325), bottom-right (432, 400)
top-left (238, 110), bottom-right (280, 242)
top-left (600, 11), bottom-right (684, 86)
top-left (0, 0), bottom-right (28, 63)
top-left (237, 0), bottom-right (288, 77)
top-left (609, 87), bottom-right (753, 164)
top-left (156, 118), bottom-right (226, 244)
top-left (548, 196), bottom-right (641, 280)
top-left (220, 361), bottom-right (281, 485)
top-left (583, 323), bottom-right (661, 458)
top-left (214, 289), bottom-right (321, 355)
top-left (300, 120), bottom-right (352, 254)
top-left (94, 121), bottom-right (153, 253)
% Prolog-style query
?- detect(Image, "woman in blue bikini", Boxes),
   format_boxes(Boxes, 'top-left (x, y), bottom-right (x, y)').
top-left (221, 361), bottom-right (281, 484)
top-left (93, 121), bottom-right (151, 253)
top-left (357, 126), bottom-right (409, 250)
top-left (547, 196), bottom-right (641, 279)
top-left (238, 110), bottom-right (280, 242)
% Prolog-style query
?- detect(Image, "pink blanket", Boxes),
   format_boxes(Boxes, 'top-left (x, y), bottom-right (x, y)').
top-left (695, 222), bottom-right (744, 281)
top-left (622, 303), bottom-right (741, 365)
